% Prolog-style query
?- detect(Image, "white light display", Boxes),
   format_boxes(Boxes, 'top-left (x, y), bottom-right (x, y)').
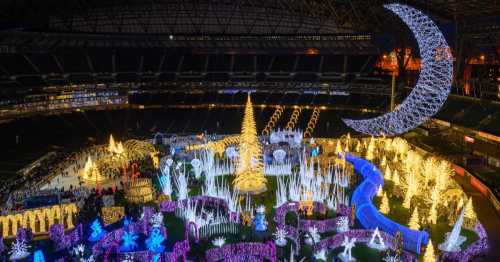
top-left (343, 4), bottom-right (453, 136)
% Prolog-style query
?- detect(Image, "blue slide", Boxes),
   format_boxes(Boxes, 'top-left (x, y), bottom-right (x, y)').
top-left (346, 154), bottom-right (429, 254)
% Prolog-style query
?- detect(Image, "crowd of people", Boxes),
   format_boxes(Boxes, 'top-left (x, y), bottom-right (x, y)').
top-left (0, 146), bottom-right (107, 214)
top-left (0, 151), bottom-right (67, 204)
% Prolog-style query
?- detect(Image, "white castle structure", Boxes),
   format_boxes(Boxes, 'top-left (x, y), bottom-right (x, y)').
top-left (269, 129), bottom-right (303, 147)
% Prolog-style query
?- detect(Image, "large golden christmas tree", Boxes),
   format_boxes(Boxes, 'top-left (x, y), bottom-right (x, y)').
top-left (233, 94), bottom-right (267, 194)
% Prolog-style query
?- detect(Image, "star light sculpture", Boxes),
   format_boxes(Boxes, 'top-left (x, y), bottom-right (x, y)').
top-left (342, 4), bottom-right (453, 136)
top-left (120, 231), bottom-right (139, 252)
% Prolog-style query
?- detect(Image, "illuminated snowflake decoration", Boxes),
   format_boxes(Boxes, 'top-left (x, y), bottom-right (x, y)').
top-left (342, 4), bottom-right (453, 136)
top-left (120, 231), bottom-right (139, 252)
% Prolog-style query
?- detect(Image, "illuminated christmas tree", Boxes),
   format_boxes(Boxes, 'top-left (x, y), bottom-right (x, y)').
top-left (365, 137), bottom-right (375, 160)
top-left (108, 134), bottom-right (116, 153)
top-left (233, 94), bottom-right (267, 194)
top-left (384, 165), bottom-right (392, 181)
top-left (377, 185), bottom-right (383, 197)
top-left (464, 198), bottom-right (476, 220)
top-left (428, 202), bottom-right (437, 225)
top-left (463, 197), bottom-right (477, 229)
top-left (380, 192), bottom-right (390, 214)
top-left (393, 170), bottom-right (400, 186)
top-left (335, 140), bottom-right (343, 155)
top-left (408, 207), bottom-right (420, 230)
top-left (355, 141), bottom-right (362, 153)
top-left (422, 240), bottom-right (436, 262)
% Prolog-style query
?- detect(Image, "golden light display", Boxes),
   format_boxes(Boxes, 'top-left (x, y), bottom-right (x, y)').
top-left (262, 106), bottom-right (284, 136)
top-left (187, 135), bottom-right (239, 155)
top-left (422, 239), bottom-right (437, 262)
top-left (408, 207), bottom-right (420, 230)
top-left (304, 108), bottom-right (320, 138)
top-left (80, 156), bottom-right (106, 184)
top-left (0, 203), bottom-right (77, 238)
top-left (299, 192), bottom-right (314, 217)
top-left (464, 197), bottom-right (478, 229)
top-left (101, 206), bottom-right (125, 225)
top-left (380, 192), bottom-right (390, 214)
top-left (150, 150), bottom-right (160, 169)
top-left (79, 136), bottom-right (157, 186)
top-left (233, 94), bottom-right (267, 194)
top-left (349, 136), bottom-right (473, 232)
top-left (365, 137), bottom-right (375, 161)
top-left (126, 178), bottom-right (155, 203)
top-left (285, 107), bottom-right (301, 130)
top-left (108, 134), bottom-right (125, 155)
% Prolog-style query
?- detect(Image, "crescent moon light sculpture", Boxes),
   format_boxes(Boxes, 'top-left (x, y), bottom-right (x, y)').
top-left (342, 4), bottom-right (453, 136)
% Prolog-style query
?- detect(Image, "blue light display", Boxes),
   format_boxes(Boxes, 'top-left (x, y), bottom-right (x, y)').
top-left (120, 231), bottom-right (139, 252)
top-left (253, 212), bottom-right (267, 232)
top-left (145, 227), bottom-right (166, 253)
top-left (88, 219), bottom-right (107, 242)
top-left (346, 154), bottom-right (429, 254)
top-left (33, 250), bottom-right (45, 262)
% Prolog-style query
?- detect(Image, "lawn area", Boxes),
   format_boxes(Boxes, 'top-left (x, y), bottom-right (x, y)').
top-left (326, 243), bottom-right (383, 261)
